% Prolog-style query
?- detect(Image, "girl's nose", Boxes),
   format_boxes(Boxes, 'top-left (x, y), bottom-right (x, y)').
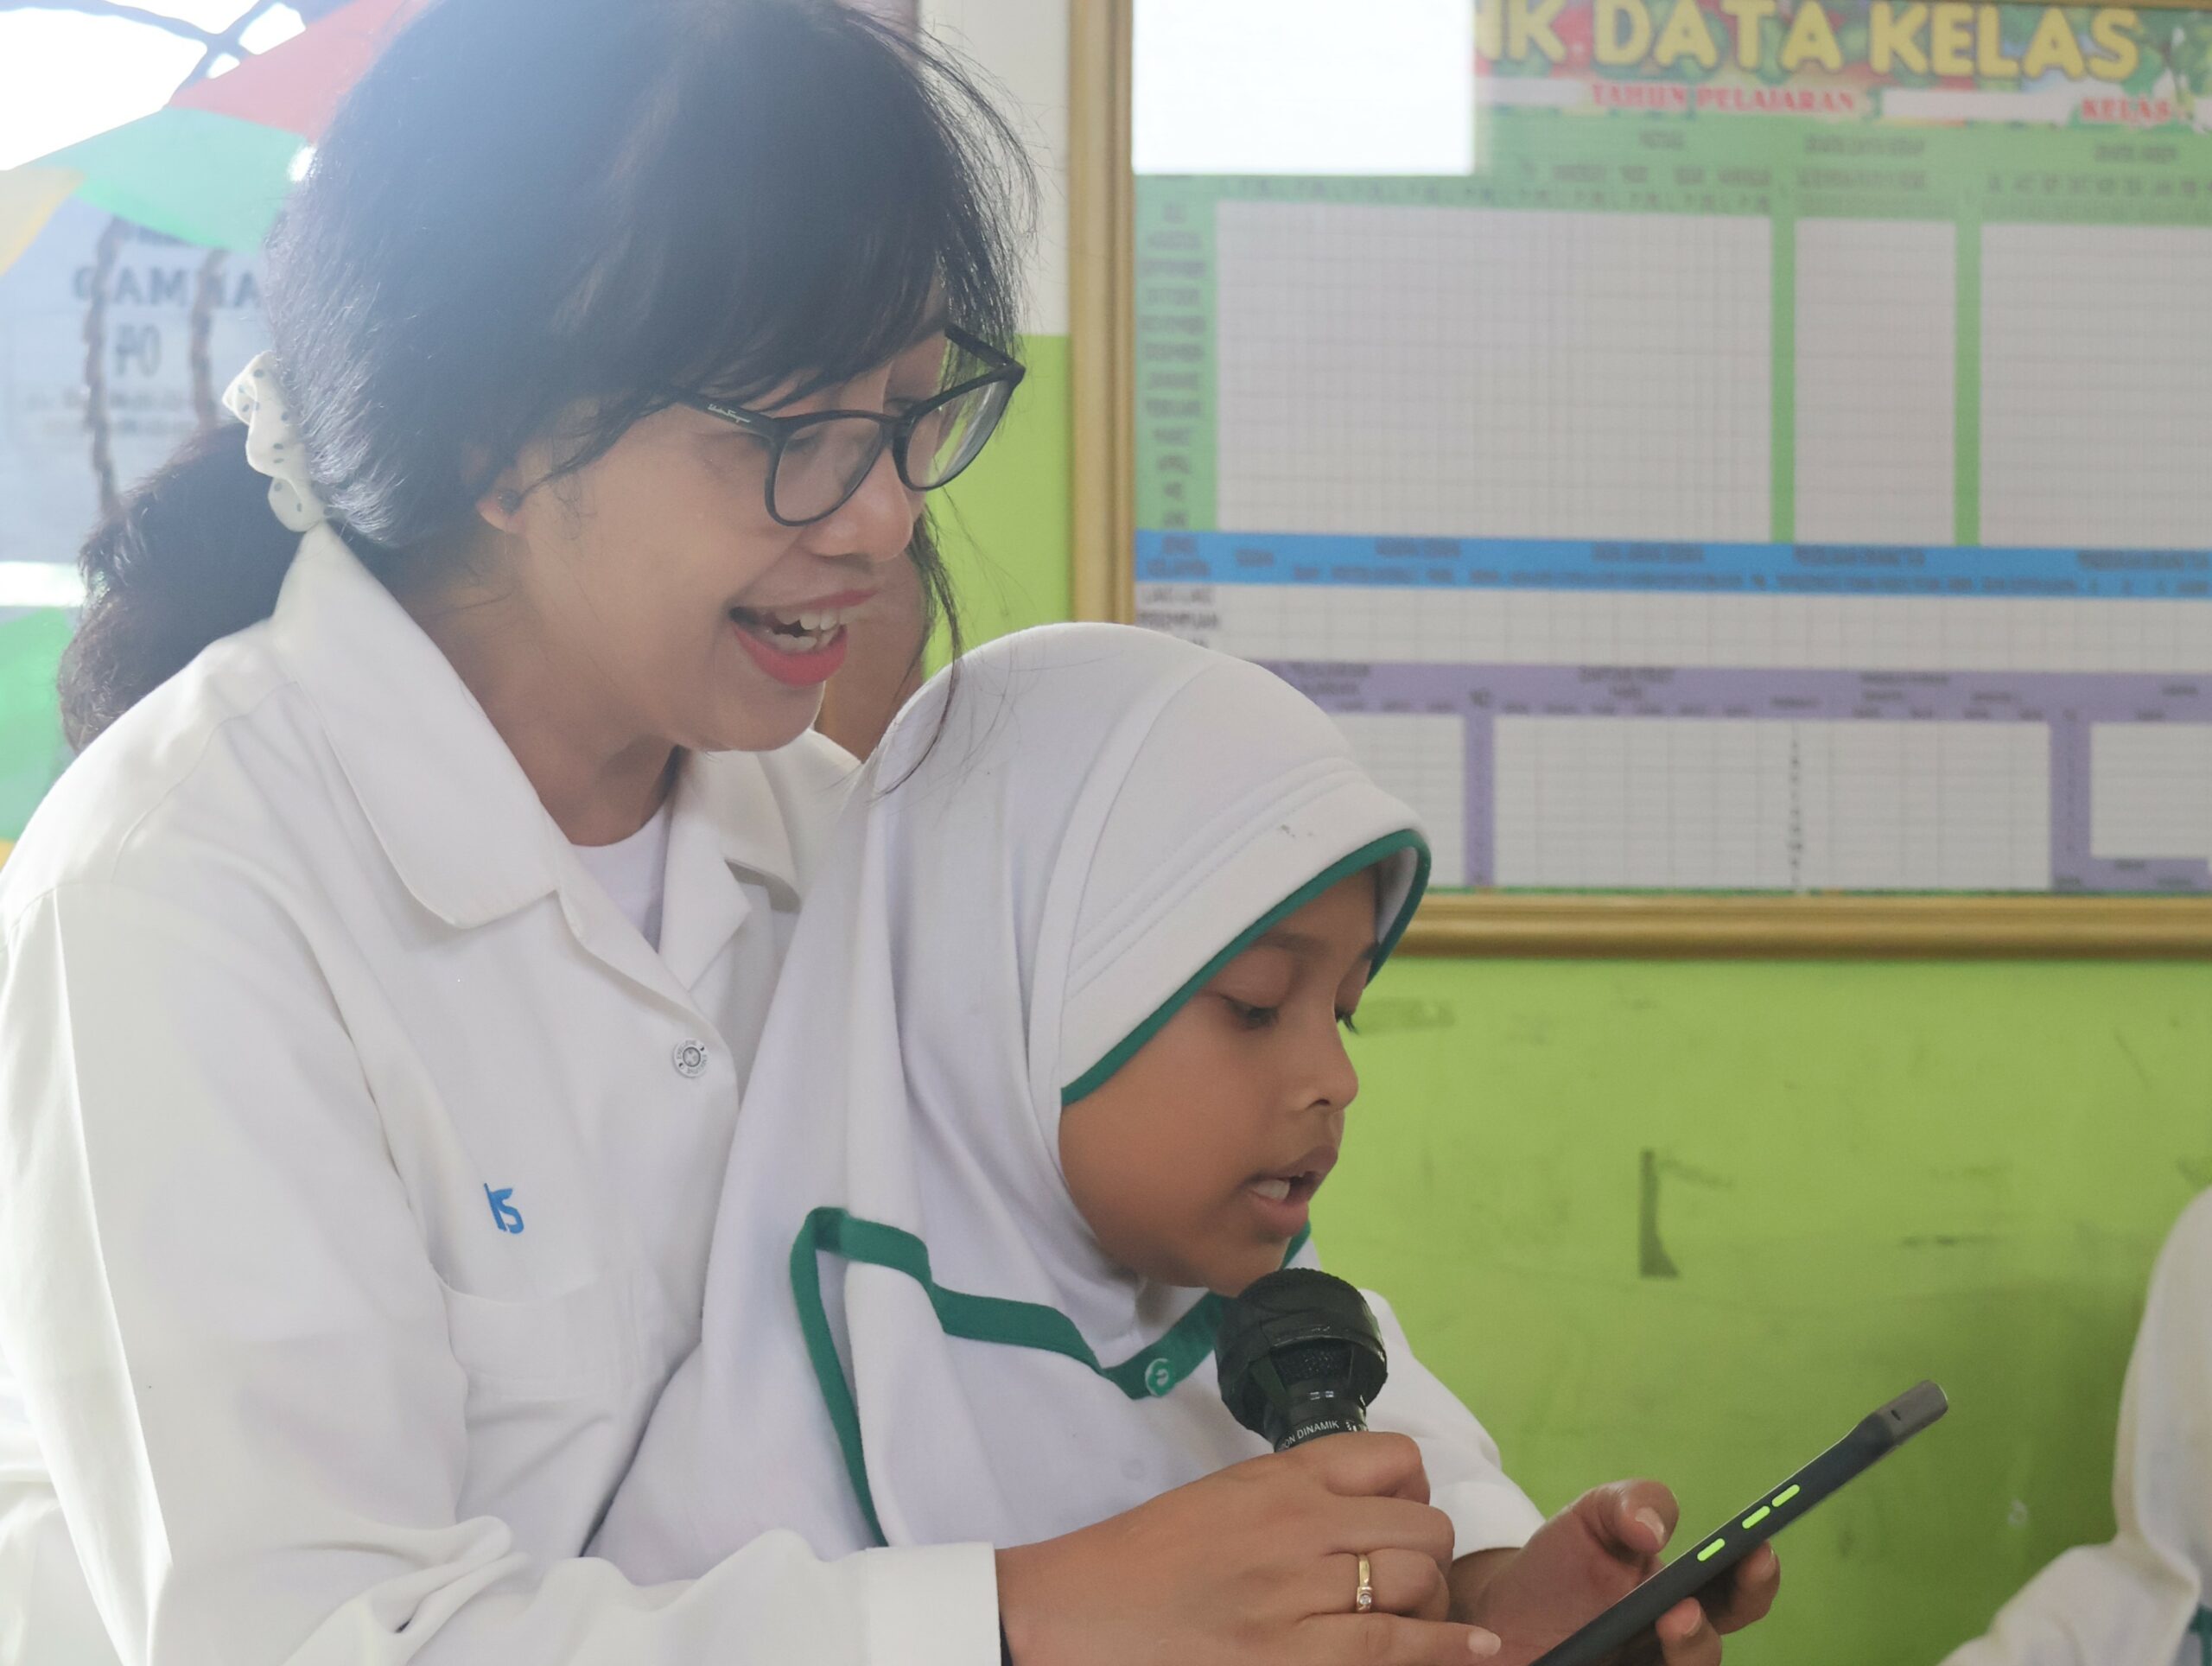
top-left (1309, 1029), bottom-right (1360, 1116)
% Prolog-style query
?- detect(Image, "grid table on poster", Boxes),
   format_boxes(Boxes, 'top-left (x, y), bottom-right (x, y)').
top-left (1133, 115), bottom-right (2212, 898)
top-left (1980, 224), bottom-right (2212, 552)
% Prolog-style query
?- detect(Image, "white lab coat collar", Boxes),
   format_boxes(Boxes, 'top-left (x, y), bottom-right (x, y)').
top-left (266, 527), bottom-right (808, 987)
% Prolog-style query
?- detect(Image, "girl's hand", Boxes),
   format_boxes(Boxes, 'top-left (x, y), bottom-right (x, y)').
top-left (1452, 1480), bottom-right (1781, 1666)
top-left (995, 1431), bottom-right (1504, 1666)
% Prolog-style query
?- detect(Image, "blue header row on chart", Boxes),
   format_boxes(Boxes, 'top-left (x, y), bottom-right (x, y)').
top-left (1133, 533), bottom-right (2212, 601)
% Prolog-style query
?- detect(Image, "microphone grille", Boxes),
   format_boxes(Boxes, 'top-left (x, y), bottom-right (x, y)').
top-left (1274, 1340), bottom-right (1353, 1382)
top-left (1214, 1269), bottom-right (1389, 1447)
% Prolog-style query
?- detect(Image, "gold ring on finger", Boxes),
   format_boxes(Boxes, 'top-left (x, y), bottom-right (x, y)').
top-left (1354, 1553), bottom-right (1376, 1614)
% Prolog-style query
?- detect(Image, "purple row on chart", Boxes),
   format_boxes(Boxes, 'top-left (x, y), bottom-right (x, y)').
top-left (1267, 661), bottom-right (2212, 895)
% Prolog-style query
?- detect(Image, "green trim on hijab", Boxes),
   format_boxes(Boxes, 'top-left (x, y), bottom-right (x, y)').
top-left (1060, 830), bottom-right (1431, 1109)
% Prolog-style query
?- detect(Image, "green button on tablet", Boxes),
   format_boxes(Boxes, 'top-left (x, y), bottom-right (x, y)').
top-left (1742, 1505), bottom-right (1771, 1529)
top-left (1773, 1485), bottom-right (1802, 1507)
top-left (1697, 1539), bottom-right (1726, 1562)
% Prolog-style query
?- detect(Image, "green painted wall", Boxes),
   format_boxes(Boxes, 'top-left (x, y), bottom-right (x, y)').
top-left (934, 333), bottom-right (1073, 651)
top-left (957, 333), bottom-right (2212, 1663)
top-left (1325, 960), bottom-right (2212, 1663)
top-left (0, 608), bottom-right (74, 844)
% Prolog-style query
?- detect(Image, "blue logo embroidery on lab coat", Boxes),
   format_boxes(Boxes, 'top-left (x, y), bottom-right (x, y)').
top-left (484, 1185), bottom-right (524, 1235)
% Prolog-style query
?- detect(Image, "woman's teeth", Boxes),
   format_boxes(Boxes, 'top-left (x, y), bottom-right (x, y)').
top-left (733, 606), bottom-right (851, 652)
top-left (1250, 1176), bottom-right (1294, 1202)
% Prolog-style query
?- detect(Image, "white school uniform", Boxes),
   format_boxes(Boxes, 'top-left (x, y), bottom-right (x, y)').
top-left (1942, 1192), bottom-right (2212, 1666)
top-left (594, 623), bottom-right (1543, 1574)
top-left (0, 525), bottom-right (1005, 1666)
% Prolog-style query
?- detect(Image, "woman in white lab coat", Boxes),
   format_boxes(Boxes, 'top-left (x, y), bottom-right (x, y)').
top-left (1941, 1191), bottom-right (2212, 1666)
top-left (0, 3), bottom-right (1507, 1663)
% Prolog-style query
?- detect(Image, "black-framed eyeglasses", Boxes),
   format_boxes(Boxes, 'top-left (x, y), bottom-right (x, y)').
top-left (676, 326), bottom-right (1026, 527)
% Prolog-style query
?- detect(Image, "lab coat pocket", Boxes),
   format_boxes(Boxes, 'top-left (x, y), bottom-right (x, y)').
top-left (435, 1273), bottom-right (643, 1399)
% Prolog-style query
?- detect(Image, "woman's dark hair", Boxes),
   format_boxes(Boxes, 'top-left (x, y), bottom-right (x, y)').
top-left (60, 0), bottom-right (1029, 748)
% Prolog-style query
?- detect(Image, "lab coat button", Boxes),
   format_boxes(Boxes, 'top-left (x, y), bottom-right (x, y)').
top-left (671, 1040), bottom-right (710, 1078)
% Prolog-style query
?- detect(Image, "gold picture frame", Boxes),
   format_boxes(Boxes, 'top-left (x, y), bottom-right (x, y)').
top-left (1067, 0), bottom-right (2212, 957)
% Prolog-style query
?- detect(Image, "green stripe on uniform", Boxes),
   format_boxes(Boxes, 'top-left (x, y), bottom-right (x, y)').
top-left (791, 1206), bottom-right (1311, 1545)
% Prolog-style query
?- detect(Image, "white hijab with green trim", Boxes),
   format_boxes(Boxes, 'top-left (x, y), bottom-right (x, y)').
top-left (595, 623), bottom-right (1526, 1573)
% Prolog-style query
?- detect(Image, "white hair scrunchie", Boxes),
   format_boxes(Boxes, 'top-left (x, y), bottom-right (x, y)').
top-left (222, 352), bottom-right (329, 534)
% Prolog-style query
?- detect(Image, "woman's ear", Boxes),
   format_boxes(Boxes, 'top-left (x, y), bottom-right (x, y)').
top-left (473, 412), bottom-right (587, 532)
top-left (467, 443), bottom-right (530, 533)
top-left (475, 477), bottom-right (530, 533)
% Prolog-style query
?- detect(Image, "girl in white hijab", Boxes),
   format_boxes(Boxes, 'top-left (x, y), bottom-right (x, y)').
top-left (594, 620), bottom-right (1538, 1574)
top-left (1941, 1190), bottom-right (2212, 1666)
top-left (596, 624), bottom-right (1779, 1658)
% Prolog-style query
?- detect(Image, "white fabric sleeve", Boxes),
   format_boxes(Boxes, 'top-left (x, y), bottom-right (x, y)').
top-left (1940, 1192), bottom-right (2212, 1666)
top-left (1282, 1241), bottom-right (1544, 1558)
top-left (0, 881), bottom-right (997, 1666)
top-left (0, 1359), bottom-right (113, 1666)
top-left (1363, 1290), bottom-right (1547, 1559)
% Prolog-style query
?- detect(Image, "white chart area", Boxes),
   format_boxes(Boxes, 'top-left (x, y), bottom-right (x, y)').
top-left (1145, 588), bottom-right (2212, 676)
top-left (1165, 192), bottom-right (2212, 893)
top-left (1794, 219), bottom-right (1955, 547)
top-left (1325, 714), bottom-right (1466, 887)
top-left (1982, 224), bottom-right (2212, 550)
top-left (2093, 724), bottom-right (2212, 864)
top-left (1494, 717), bottom-right (2050, 892)
top-left (1213, 203), bottom-right (1771, 541)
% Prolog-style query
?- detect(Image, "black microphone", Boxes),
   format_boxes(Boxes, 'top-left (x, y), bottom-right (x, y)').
top-left (1215, 1268), bottom-right (1389, 1450)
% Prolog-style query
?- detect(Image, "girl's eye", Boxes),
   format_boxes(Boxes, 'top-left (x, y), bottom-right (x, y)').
top-left (1221, 997), bottom-right (1279, 1031)
top-left (1338, 1011), bottom-right (1360, 1034)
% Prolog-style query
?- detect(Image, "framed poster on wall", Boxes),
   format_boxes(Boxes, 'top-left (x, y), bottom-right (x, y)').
top-left (1072, 0), bottom-right (2212, 953)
